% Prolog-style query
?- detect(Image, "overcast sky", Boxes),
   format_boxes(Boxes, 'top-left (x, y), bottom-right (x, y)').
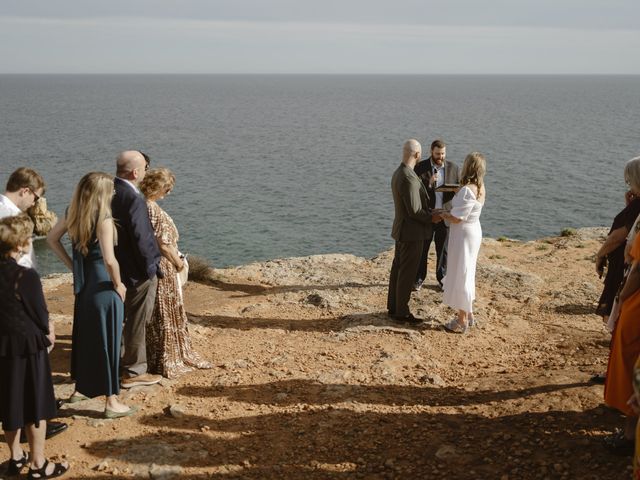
top-left (1, 0), bottom-right (638, 74)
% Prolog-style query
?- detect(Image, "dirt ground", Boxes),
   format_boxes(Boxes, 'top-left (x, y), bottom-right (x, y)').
top-left (3, 227), bottom-right (633, 479)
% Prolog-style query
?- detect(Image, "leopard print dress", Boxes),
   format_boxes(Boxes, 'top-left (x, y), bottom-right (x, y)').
top-left (145, 200), bottom-right (212, 378)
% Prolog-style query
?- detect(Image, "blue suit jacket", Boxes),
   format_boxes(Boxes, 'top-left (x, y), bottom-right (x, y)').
top-left (111, 177), bottom-right (161, 287)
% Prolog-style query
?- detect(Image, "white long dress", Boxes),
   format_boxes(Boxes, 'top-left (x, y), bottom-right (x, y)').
top-left (442, 186), bottom-right (483, 313)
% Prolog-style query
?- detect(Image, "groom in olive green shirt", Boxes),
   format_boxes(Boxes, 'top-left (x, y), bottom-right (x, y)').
top-left (387, 139), bottom-right (432, 324)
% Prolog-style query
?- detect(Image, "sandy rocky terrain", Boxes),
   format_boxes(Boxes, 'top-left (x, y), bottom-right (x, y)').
top-left (0, 227), bottom-right (634, 479)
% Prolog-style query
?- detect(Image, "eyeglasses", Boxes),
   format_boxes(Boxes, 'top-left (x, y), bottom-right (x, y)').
top-left (140, 151), bottom-right (150, 171)
top-left (28, 188), bottom-right (41, 203)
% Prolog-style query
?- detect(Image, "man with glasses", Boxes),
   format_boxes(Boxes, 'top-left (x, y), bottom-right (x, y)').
top-left (112, 150), bottom-right (163, 388)
top-left (0, 167), bottom-right (69, 442)
top-left (0, 167), bottom-right (45, 269)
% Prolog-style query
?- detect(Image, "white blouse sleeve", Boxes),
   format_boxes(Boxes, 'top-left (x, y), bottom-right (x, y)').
top-left (449, 186), bottom-right (477, 221)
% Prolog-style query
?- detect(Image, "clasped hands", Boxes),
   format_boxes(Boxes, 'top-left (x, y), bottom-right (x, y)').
top-left (432, 208), bottom-right (448, 223)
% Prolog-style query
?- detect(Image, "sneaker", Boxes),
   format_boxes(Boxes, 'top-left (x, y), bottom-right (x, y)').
top-left (412, 281), bottom-right (423, 292)
top-left (121, 373), bottom-right (162, 388)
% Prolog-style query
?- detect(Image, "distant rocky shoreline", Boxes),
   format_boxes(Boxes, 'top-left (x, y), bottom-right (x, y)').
top-left (42, 227), bottom-right (608, 289)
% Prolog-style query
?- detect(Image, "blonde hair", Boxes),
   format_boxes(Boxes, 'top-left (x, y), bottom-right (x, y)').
top-left (66, 172), bottom-right (116, 256)
top-left (139, 168), bottom-right (176, 199)
top-left (460, 152), bottom-right (486, 189)
top-left (0, 214), bottom-right (34, 258)
top-left (624, 156), bottom-right (640, 192)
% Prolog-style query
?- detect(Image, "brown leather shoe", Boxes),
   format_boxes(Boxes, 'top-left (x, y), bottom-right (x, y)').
top-left (121, 373), bottom-right (162, 388)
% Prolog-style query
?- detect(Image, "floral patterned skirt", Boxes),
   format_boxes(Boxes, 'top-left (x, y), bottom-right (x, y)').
top-left (146, 258), bottom-right (212, 379)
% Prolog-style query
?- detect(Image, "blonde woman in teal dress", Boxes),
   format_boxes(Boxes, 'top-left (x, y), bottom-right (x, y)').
top-left (47, 172), bottom-right (136, 418)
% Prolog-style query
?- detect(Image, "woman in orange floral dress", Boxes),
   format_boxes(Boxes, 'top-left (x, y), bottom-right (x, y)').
top-left (139, 168), bottom-right (212, 378)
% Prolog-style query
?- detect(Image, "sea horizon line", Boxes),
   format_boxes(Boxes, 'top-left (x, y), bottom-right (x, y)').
top-left (1, 72), bottom-right (639, 77)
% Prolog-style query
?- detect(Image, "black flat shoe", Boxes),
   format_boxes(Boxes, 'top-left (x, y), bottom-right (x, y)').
top-left (391, 313), bottom-right (423, 325)
top-left (45, 421), bottom-right (68, 440)
top-left (7, 450), bottom-right (29, 475)
top-left (20, 422), bottom-right (68, 443)
top-left (27, 459), bottom-right (69, 479)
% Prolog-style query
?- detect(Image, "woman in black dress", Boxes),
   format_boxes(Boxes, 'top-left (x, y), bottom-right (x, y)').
top-left (596, 190), bottom-right (640, 320)
top-left (0, 214), bottom-right (69, 479)
top-left (591, 162), bottom-right (640, 385)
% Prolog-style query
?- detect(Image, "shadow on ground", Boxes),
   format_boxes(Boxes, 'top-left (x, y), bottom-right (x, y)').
top-left (82, 400), bottom-right (627, 479)
top-left (555, 303), bottom-right (599, 315)
top-left (187, 311), bottom-right (440, 333)
top-left (175, 378), bottom-right (591, 408)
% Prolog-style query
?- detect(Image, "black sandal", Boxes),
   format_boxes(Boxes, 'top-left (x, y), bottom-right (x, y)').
top-left (7, 450), bottom-right (29, 475)
top-left (603, 429), bottom-right (634, 456)
top-left (27, 459), bottom-right (69, 479)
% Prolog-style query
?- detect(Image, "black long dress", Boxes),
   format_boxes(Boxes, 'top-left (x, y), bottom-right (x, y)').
top-left (0, 258), bottom-right (56, 431)
top-left (596, 197), bottom-right (640, 316)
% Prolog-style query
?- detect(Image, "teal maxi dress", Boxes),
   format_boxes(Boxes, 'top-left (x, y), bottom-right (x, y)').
top-left (72, 240), bottom-right (124, 398)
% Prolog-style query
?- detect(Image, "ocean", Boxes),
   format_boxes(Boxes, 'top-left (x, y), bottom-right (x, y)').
top-left (0, 74), bottom-right (638, 275)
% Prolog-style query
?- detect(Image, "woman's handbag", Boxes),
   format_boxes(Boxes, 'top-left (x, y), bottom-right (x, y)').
top-left (177, 253), bottom-right (189, 288)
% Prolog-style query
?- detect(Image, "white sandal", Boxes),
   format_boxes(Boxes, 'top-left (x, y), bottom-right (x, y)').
top-left (444, 318), bottom-right (468, 334)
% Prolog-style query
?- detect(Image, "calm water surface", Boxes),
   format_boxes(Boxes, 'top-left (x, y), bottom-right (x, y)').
top-left (0, 75), bottom-right (638, 275)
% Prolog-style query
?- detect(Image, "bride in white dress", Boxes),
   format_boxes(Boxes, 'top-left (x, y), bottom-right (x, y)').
top-left (439, 152), bottom-right (486, 333)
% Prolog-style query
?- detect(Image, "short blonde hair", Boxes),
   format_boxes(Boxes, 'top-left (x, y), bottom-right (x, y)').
top-left (625, 157), bottom-right (640, 192)
top-left (140, 168), bottom-right (176, 199)
top-left (0, 214), bottom-right (34, 258)
top-left (460, 152), bottom-right (486, 189)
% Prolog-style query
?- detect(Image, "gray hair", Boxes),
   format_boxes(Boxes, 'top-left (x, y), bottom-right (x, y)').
top-left (625, 156), bottom-right (640, 192)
